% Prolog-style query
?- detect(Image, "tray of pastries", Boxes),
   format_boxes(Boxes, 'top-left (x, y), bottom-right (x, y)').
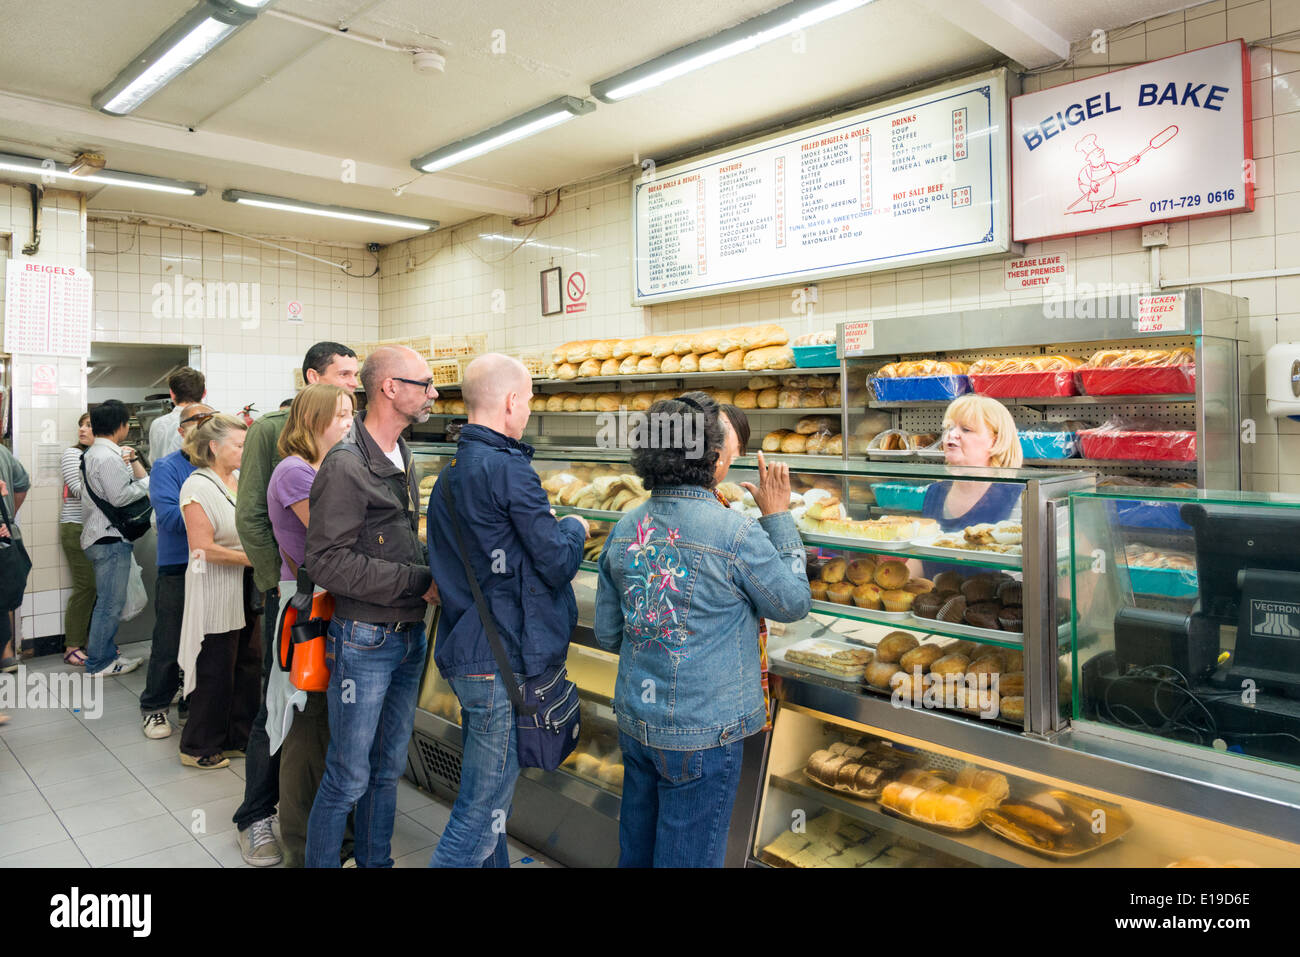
top-left (855, 634), bottom-right (1025, 725)
top-left (913, 520), bottom-right (1023, 564)
top-left (982, 789), bottom-right (1132, 858)
top-left (808, 555), bottom-right (932, 616)
top-left (761, 811), bottom-right (926, 868)
top-left (878, 767), bottom-right (1007, 832)
top-left (799, 512), bottom-right (939, 544)
top-left (802, 739), bottom-right (911, 799)
top-left (540, 470), bottom-right (650, 513)
top-left (910, 569), bottom-right (1025, 636)
top-left (777, 638), bottom-right (874, 680)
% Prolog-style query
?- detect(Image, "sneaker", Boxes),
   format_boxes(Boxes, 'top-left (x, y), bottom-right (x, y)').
top-left (94, 656), bottom-right (142, 677)
top-left (238, 816), bottom-right (282, 867)
top-left (0, 656), bottom-right (19, 674)
top-left (142, 711), bottom-right (171, 739)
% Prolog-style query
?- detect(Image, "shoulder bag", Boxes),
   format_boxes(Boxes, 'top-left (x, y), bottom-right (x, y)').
top-left (0, 494), bottom-right (32, 611)
top-left (440, 467), bottom-right (581, 770)
top-left (80, 451), bottom-right (152, 542)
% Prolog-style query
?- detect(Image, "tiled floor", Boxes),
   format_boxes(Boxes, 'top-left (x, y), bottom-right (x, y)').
top-left (0, 640), bottom-right (558, 868)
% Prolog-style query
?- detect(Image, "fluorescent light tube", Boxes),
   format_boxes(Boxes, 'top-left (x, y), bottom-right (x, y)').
top-left (590, 0), bottom-right (873, 102)
top-left (411, 95), bottom-right (595, 173)
top-left (221, 190), bottom-right (439, 231)
top-left (0, 152), bottom-right (207, 195)
top-left (93, 0), bottom-right (261, 115)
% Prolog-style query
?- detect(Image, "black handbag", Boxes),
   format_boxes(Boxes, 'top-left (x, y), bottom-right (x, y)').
top-left (0, 494), bottom-right (32, 612)
top-left (80, 451), bottom-right (152, 542)
top-left (440, 469), bottom-right (581, 771)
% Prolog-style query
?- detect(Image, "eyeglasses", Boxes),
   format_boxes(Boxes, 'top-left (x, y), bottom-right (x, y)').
top-left (180, 411), bottom-right (215, 427)
top-left (392, 376), bottom-right (436, 393)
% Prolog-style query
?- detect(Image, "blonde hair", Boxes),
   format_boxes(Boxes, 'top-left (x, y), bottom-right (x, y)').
top-left (182, 413), bottom-right (247, 469)
top-left (942, 395), bottom-right (1022, 469)
top-left (278, 384), bottom-right (354, 462)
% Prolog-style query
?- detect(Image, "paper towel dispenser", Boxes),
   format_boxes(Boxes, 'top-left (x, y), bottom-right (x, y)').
top-left (1264, 342), bottom-right (1300, 419)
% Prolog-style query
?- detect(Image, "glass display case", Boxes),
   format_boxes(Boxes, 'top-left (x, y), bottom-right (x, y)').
top-left (753, 699), bottom-right (1300, 867)
top-left (1069, 488), bottom-right (1300, 775)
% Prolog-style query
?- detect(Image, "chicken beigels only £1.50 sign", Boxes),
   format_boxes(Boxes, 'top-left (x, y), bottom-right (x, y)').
top-left (1011, 39), bottom-right (1252, 243)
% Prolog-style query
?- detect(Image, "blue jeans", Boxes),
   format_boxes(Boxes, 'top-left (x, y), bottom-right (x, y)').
top-left (618, 732), bottom-right (744, 867)
top-left (304, 617), bottom-right (426, 868)
top-left (428, 672), bottom-right (523, 868)
top-left (84, 540), bottom-right (134, 674)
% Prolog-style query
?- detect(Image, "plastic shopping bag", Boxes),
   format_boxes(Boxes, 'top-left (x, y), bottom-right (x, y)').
top-left (120, 553), bottom-right (147, 621)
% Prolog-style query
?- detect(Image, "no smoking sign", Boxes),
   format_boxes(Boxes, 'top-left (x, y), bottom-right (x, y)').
top-left (565, 271), bottom-right (587, 314)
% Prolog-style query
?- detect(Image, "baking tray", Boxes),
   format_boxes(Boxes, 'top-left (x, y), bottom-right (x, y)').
top-left (774, 638), bottom-right (870, 683)
top-left (809, 598), bottom-right (912, 621)
top-left (802, 768), bottom-right (887, 801)
top-left (800, 528), bottom-right (913, 550)
top-left (980, 791), bottom-right (1133, 859)
top-left (880, 803), bottom-right (983, 833)
top-left (909, 536), bottom-right (1024, 568)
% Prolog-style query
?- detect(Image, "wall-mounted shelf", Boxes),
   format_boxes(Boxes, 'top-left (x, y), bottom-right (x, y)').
top-left (536, 366), bottom-right (842, 387)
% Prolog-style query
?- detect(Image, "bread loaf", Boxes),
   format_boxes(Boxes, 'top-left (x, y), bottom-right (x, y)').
top-left (528, 397), bottom-right (545, 412)
top-left (578, 358), bottom-right (602, 378)
top-left (630, 392), bottom-right (654, 411)
top-left (823, 434), bottom-right (843, 455)
top-left (716, 327), bottom-right (750, 354)
top-left (757, 388), bottom-right (779, 408)
top-left (778, 389), bottom-right (801, 409)
top-left (595, 394), bottom-right (621, 412)
top-left (672, 335), bottom-right (695, 356)
top-left (679, 353), bottom-right (699, 373)
top-left (552, 344), bottom-right (571, 365)
top-left (651, 337), bottom-right (675, 359)
top-left (739, 324), bottom-right (789, 350)
top-left (652, 390), bottom-right (676, 403)
top-left (748, 376), bottom-right (778, 390)
top-left (699, 352), bottom-right (725, 373)
top-left (780, 432), bottom-right (808, 453)
top-left (722, 349), bottom-right (747, 371)
top-left (744, 345), bottom-right (795, 371)
top-left (660, 354), bottom-right (681, 374)
top-left (545, 394), bottom-right (566, 412)
top-left (762, 429), bottom-right (791, 452)
top-left (635, 356), bottom-right (660, 374)
top-left (556, 362), bottom-right (578, 380)
top-left (565, 341), bottom-right (593, 363)
top-left (796, 415), bottom-right (839, 435)
top-left (578, 394), bottom-right (597, 412)
top-left (799, 389), bottom-right (828, 408)
top-left (562, 394), bottom-right (582, 412)
top-left (619, 355), bottom-right (642, 376)
top-left (734, 389), bottom-right (758, 409)
top-left (612, 339), bottom-right (634, 359)
top-left (804, 433), bottom-right (828, 454)
top-left (591, 340), bottom-right (614, 360)
top-left (690, 330), bottom-right (724, 354)
top-left (630, 336), bottom-right (656, 356)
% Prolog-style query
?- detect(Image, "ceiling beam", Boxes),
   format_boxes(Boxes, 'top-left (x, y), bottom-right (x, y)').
top-left (0, 88), bottom-right (535, 219)
top-left (914, 0), bottom-right (1070, 69)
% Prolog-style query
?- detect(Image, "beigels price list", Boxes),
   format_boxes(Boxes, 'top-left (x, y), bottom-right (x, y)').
top-left (632, 70), bottom-right (1010, 304)
top-left (4, 260), bottom-right (92, 358)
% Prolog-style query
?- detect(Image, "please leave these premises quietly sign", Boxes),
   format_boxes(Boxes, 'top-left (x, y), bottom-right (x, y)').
top-left (1011, 40), bottom-right (1253, 243)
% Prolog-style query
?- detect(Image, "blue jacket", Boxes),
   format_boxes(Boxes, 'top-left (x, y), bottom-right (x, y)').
top-left (149, 450), bottom-right (197, 568)
top-left (595, 486), bottom-right (811, 751)
top-left (427, 425), bottom-right (586, 680)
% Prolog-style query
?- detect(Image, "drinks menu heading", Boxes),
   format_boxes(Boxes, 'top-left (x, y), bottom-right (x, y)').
top-left (4, 260), bottom-right (92, 358)
top-left (632, 71), bottom-right (1010, 304)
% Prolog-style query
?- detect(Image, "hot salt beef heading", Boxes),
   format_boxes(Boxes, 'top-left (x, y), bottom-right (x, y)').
top-left (1011, 39), bottom-right (1252, 243)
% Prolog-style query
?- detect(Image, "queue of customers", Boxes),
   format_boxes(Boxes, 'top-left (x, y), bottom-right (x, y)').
top-left (37, 340), bottom-right (1020, 867)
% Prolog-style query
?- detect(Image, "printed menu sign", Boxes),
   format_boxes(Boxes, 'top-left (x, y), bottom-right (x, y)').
top-left (4, 260), bottom-right (92, 357)
top-left (632, 70), bottom-right (1011, 304)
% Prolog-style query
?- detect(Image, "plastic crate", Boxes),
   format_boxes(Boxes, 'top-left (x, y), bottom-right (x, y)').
top-left (792, 344), bottom-right (837, 368)
top-left (870, 374), bottom-right (970, 403)
top-left (1112, 500), bottom-right (1191, 530)
top-left (429, 360), bottom-right (460, 388)
top-left (1019, 430), bottom-right (1079, 459)
top-left (513, 352), bottom-right (551, 378)
top-left (869, 482), bottom-right (932, 510)
top-left (970, 369), bottom-right (1078, 397)
top-left (1078, 364), bottom-right (1196, 396)
top-left (1077, 428), bottom-right (1197, 462)
top-left (1126, 565), bottom-right (1198, 599)
top-left (292, 369), bottom-right (305, 390)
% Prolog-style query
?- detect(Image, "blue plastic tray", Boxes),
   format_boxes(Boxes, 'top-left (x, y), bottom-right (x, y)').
top-left (1110, 500), bottom-right (1191, 531)
top-left (871, 375), bottom-right (971, 403)
top-left (792, 344), bottom-right (838, 368)
top-left (1128, 565), bottom-right (1198, 599)
top-left (869, 482), bottom-right (932, 511)
top-left (1019, 430), bottom-right (1079, 459)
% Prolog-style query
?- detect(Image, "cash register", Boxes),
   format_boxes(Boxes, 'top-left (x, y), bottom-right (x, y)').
top-left (1085, 502), bottom-right (1300, 765)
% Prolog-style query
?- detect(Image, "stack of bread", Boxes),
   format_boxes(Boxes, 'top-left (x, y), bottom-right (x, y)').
top-left (541, 471), bottom-right (650, 513)
top-left (549, 325), bottom-right (795, 379)
top-left (761, 413), bottom-right (843, 455)
top-left (967, 355), bottom-right (1083, 374)
top-left (858, 631), bottom-right (1025, 722)
top-left (873, 359), bottom-right (970, 378)
top-left (1080, 346), bottom-right (1194, 368)
top-left (808, 554), bottom-right (932, 612)
top-left (911, 569), bottom-right (1025, 632)
top-left (430, 394), bottom-right (467, 414)
top-left (879, 767), bottom-right (1008, 829)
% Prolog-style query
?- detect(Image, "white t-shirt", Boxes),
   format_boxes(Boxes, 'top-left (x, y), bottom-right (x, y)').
top-left (383, 446), bottom-right (404, 472)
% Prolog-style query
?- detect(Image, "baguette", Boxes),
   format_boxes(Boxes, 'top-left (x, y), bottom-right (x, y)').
top-left (679, 353), bottom-right (700, 373)
top-left (600, 358), bottom-right (620, 377)
top-left (591, 340), bottom-right (614, 360)
top-left (637, 356), bottom-right (661, 374)
top-left (556, 362), bottom-right (578, 380)
top-left (699, 352), bottom-right (725, 373)
top-left (612, 339), bottom-right (635, 359)
top-left (562, 394), bottom-right (582, 412)
top-left (619, 355), bottom-right (642, 376)
top-left (630, 391), bottom-right (654, 411)
top-left (565, 340), bottom-right (594, 363)
top-left (578, 394), bottom-right (597, 412)
top-left (630, 336), bottom-right (657, 356)
top-left (690, 330), bottom-right (723, 354)
top-left (595, 394), bottom-right (622, 412)
top-left (552, 343), bottom-right (571, 365)
top-left (745, 345), bottom-right (795, 371)
top-left (577, 358), bottom-right (602, 378)
top-left (722, 349), bottom-right (747, 371)
top-left (545, 394), bottom-right (566, 412)
top-left (672, 334), bottom-right (695, 356)
top-left (652, 337), bottom-right (676, 358)
top-left (716, 326), bottom-right (751, 353)
top-left (660, 354), bottom-right (681, 374)
top-left (739, 323), bottom-right (789, 350)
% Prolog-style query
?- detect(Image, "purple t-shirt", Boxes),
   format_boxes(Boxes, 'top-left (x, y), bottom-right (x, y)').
top-left (267, 456), bottom-right (317, 581)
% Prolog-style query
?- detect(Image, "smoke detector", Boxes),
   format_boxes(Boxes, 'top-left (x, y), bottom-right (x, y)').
top-left (412, 51), bottom-right (445, 74)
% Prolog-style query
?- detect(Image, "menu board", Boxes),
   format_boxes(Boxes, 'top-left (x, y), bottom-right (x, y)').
top-left (632, 70), bottom-right (1011, 304)
top-left (3, 260), bottom-right (92, 357)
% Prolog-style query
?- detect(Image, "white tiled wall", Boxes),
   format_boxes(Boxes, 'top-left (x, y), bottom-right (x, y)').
top-left (377, 0), bottom-right (1300, 495)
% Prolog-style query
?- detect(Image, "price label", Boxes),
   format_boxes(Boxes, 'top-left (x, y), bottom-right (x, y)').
top-left (1137, 294), bottom-right (1185, 333)
top-left (840, 320), bottom-right (874, 356)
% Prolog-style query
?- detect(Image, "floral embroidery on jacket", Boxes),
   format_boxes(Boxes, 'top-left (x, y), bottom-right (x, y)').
top-left (622, 513), bottom-right (690, 657)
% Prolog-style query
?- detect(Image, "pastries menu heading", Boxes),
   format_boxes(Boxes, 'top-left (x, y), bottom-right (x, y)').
top-left (4, 260), bottom-right (93, 358)
top-left (632, 70), bottom-right (1011, 304)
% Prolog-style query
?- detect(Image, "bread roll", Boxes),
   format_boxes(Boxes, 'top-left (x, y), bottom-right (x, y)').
top-left (821, 557), bottom-right (847, 584)
top-left (734, 389), bottom-right (758, 409)
top-left (900, 643), bottom-right (945, 673)
top-left (528, 397), bottom-right (545, 412)
top-left (562, 394), bottom-right (582, 412)
top-left (660, 354), bottom-right (681, 374)
top-left (875, 631), bottom-right (919, 663)
top-left (591, 340), bottom-right (614, 360)
top-left (711, 389), bottom-right (735, 404)
top-left (796, 415), bottom-right (838, 435)
top-left (600, 358), bottom-right (620, 377)
top-left (556, 362), bottom-right (578, 380)
top-left (652, 337), bottom-right (676, 358)
top-left (565, 341), bottom-right (593, 363)
top-left (744, 345), bottom-right (795, 371)
top-left (672, 335), bottom-right (695, 356)
top-left (762, 429), bottom-right (791, 452)
top-left (679, 353), bottom-right (699, 373)
top-left (545, 394), bottom-right (566, 412)
top-left (722, 349), bottom-right (747, 371)
top-left (822, 435), bottom-right (843, 455)
top-left (619, 355), bottom-right (642, 376)
top-left (930, 654), bottom-right (969, 676)
top-left (690, 330), bottom-right (723, 354)
top-left (865, 660), bottom-right (902, 689)
top-left (629, 392), bottom-right (654, 411)
top-left (578, 394), bottom-right (597, 411)
top-left (637, 356), bottom-right (662, 374)
top-left (578, 358), bottom-right (602, 377)
top-left (757, 388), bottom-right (779, 409)
top-left (596, 394), bottom-right (621, 412)
top-left (780, 432), bottom-right (808, 453)
top-left (699, 352), bottom-right (725, 373)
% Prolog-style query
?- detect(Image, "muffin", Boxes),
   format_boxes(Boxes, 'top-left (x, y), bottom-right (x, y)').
top-left (961, 577), bottom-right (998, 603)
top-left (846, 558), bottom-right (877, 584)
top-left (965, 601), bottom-right (1002, 630)
top-left (827, 581), bottom-right (854, 605)
top-left (912, 592), bottom-right (944, 619)
top-left (998, 606), bottom-right (1024, 633)
top-left (937, 595), bottom-right (967, 623)
top-left (821, 558), bottom-right (847, 584)
top-left (882, 589), bottom-right (915, 613)
top-left (874, 560), bottom-right (909, 589)
top-left (903, 577), bottom-right (934, 595)
top-left (852, 582), bottom-right (883, 609)
top-left (996, 580), bottom-right (1023, 606)
top-left (933, 570), bottom-right (965, 594)
top-left (810, 580), bottom-right (829, 601)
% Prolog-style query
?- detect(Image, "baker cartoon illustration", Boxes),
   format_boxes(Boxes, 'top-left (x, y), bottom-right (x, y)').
top-left (1074, 133), bottom-right (1140, 211)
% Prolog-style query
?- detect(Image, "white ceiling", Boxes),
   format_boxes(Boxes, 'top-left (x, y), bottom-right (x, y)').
top-left (0, 0), bottom-right (1200, 246)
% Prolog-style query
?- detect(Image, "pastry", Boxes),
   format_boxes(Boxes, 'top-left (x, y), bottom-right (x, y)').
top-left (954, 768), bottom-right (1010, 802)
top-left (999, 672), bottom-right (1025, 695)
top-left (827, 582), bottom-right (854, 605)
top-left (851, 582), bottom-right (883, 609)
top-left (873, 560), bottom-right (909, 589)
top-left (880, 781), bottom-right (924, 815)
top-left (820, 558), bottom-right (847, 584)
top-left (854, 765), bottom-right (885, 791)
top-left (836, 761), bottom-right (865, 788)
top-left (933, 571), bottom-right (964, 594)
top-left (881, 589), bottom-right (915, 613)
top-left (900, 643), bottom-right (945, 673)
top-left (819, 755), bottom-right (851, 783)
top-left (903, 577), bottom-right (934, 594)
top-left (864, 659), bottom-right (901, 689)
top-left (874, 631), bottom-right (918, 663)
top-left (999, 696), bottom-right (1025, 721)
top-left (912, 592), bottom-right (944, 619)
top-left (937, 595), bottom-right (967, 623)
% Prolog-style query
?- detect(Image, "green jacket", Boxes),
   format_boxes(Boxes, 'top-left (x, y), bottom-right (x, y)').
top-left (235, 408), bottom-right (288, 593)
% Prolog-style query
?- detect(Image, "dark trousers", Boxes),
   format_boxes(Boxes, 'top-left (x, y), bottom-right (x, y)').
top-left (279, 690), bottom-right (354, 867)
top-left (140, 567), bottom-right (186, 714)
top-left (178, 580), bottom-right (261, 759)
top-left (233, 587), bottom-right (280, 830)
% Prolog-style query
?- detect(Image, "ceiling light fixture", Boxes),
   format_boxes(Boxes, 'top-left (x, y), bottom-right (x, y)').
top-left (590, 0), bottom-right (874, 103)
top-left (0, 152), bottom-right (207, 195)
top-left (221, 189), bottom-right (439, 231)
top-left (92, 0), bottom-right (271, 115)
top-left (410, 95), bottom-right (595, 174)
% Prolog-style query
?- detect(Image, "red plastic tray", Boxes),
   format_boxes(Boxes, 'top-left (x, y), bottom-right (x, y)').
top-left (1077, 429), bottom-right (1197, 462)
top-left (969, 370), bottom-right (1079, 397)
top-left (1077, 364), bottom-right (1196, 396)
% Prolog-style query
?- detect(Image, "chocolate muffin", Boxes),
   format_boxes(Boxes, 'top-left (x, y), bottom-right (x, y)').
top-left (996, 580), bottom-right (1023, 606)
top-left (934, 588), bottom-right (961, 603)
top-left (937, 595), bottom-right (967, 623)
top-left (961, 577), bottom-right (998, 603)
top-left (933, 570), bottom-right (965, 594)
top-left (998, 605), bottom-right (1024, 633)
top-left (965, 601), bottom-right (1002, 630)
top-left (913, 592), bottom-right (944, 619)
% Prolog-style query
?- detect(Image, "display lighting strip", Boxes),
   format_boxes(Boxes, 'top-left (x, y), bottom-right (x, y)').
top-left (92, 0), bottom-right (270, 115)
top-left (590, 0), bottom-right (874, 102)
top-left (0, 152), bottom-right (207, 195)
top-left (221, 189), bottom-right (439, 231)
top-left (410, 96), bottom-right (595, 173)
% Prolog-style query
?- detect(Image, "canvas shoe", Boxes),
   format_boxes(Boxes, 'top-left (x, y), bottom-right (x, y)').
top-left (94, 656), bottom-right (142, 677)
top-left (142, 711), bottom-right (171, 739)
top-left (238, 816), bottom-right (283, 866)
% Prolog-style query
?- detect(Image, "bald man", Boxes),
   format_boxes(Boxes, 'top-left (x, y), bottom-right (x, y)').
top-left (303, 344), bottom-right (438, 869)
top-left (426, 353), bottom-right (589, 868)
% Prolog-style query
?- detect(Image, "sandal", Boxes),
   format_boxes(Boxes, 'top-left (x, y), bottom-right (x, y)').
top-left (180, 752), bottom-right (230, 770)
top-left (63, 647), bottom-right (88, 666)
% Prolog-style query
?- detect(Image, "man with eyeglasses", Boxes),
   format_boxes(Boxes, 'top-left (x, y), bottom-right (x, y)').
top-left (139, 403), bottom-right (214, 739)
top-left (303, 345), bottom-right (439, 868)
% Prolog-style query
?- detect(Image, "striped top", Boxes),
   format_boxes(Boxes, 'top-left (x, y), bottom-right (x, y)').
top-left (60, 446), bottom-right (88, 525)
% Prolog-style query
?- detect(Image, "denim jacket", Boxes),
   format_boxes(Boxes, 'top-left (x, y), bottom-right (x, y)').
top-left (594, 485), bottom-right (810, 751)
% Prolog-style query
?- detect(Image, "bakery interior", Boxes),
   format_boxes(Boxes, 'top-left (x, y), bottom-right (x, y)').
top-left (2, 0), bottom-right (1300, 870)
